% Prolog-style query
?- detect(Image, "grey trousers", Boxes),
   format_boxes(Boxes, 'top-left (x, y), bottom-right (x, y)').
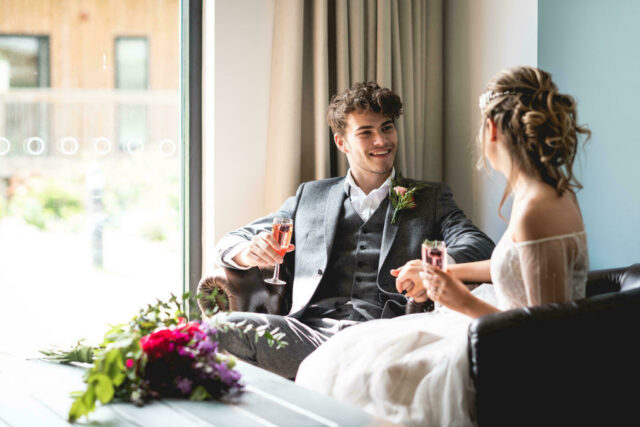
top-left (213, 311), bottom-right (357, 379)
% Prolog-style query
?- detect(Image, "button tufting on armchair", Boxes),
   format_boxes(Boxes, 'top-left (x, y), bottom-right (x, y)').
top-left (197, 266), bottom-right (291, 315)
top-left (468, 264), bottom-right (640, 426)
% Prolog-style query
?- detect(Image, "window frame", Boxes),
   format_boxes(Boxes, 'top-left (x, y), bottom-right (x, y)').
top-left (181, 0), bottom-right (203, 307)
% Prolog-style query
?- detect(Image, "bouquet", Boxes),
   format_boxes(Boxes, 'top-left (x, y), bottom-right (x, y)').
top-left (41, 291), bottom-right (287, 422)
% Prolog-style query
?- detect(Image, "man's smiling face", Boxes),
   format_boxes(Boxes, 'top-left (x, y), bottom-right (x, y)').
top-left (335, 109), bottom-right (398, 184)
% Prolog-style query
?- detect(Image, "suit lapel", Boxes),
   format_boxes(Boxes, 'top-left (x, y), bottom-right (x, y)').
top-left (379, 199), bottom-right (399, 271)
top-left (324, 180), bottom-right (346, 260)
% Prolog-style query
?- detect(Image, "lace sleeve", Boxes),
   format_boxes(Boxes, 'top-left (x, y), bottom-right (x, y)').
top-left (514, 233), bottom-right (587, 306)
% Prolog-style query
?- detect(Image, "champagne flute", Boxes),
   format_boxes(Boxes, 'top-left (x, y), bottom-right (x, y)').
top-left (264, 217), bottom-right (293, 285)
top-left (421, 240), bottom-right (447, 307)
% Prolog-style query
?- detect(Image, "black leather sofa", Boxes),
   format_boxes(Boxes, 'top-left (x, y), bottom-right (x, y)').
top-left (198, 263), bottom-right (640, 426)
top-left (468, 263), bottom-right (640, 426)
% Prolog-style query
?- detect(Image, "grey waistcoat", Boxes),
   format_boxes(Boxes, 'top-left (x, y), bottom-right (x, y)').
top-left (304, 197), bottom-right (389, 321)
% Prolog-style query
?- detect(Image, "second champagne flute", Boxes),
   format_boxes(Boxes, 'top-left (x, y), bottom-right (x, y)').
top-left (421, 239), bottom-right (447, 307)
top-left (422, 240), bottom-right (447, 270)
top-left (264, 217), bottom-right (293, 285)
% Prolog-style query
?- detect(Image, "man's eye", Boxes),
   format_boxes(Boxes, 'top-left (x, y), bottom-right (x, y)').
top-left (382, 126), bottom-right (394, 132)
top-left (358, 131), bottom-right (372, 136)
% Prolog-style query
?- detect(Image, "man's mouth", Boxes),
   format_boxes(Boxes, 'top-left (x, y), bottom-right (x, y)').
top-left (369, 148), bottom-right (393, 157)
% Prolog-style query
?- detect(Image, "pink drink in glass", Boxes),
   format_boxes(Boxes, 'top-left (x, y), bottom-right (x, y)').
top-left (422, 240), bottom-right (447, 271)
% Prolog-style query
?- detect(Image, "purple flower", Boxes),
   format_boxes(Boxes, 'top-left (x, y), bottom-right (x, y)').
top-left (200, 319), bottom-right (219, 336)
top-left (175, 377), bottom-right (193, 394)
top-left (214, 362), bottom-right (242, 387)
top-left (197, 339), bottom-right (216, 353)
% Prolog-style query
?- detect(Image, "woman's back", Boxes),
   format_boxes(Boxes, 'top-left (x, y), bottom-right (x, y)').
top-left (495, 182), bottom-right (589, 308)
top-left (490, 228), bottom-right (588, 310)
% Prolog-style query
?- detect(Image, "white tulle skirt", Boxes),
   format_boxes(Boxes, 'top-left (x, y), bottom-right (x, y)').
top-left (295, 285), bottom-right (497, 427)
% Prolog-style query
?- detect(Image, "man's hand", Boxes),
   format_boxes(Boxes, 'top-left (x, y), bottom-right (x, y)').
top-left (391, 259), bottom-right (429, 303)
top-left (232, 231), bottom-right (295, 268)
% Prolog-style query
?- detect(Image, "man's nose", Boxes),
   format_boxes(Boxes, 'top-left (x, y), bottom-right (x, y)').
top-left (372, 132), bottom-right (385, 145)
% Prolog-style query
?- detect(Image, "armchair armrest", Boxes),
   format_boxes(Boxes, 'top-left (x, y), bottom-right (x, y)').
top-left (468, 285), bottom-right (640, 426)
top-left (197, 266), bottom-right (290, 315)
top-left (586, 262), bottom-right (640, 296)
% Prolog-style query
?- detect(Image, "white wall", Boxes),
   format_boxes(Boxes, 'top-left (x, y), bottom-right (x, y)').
top-left (202, 0), bottom-right (275, 269)
top-left (444, 0), bottom-right (538, 243)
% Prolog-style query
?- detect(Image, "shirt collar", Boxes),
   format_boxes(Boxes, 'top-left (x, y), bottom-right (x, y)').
top-left (344, 168), bottom-right (395, 198)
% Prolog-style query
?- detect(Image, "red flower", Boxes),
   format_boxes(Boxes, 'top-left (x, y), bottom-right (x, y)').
top-left (126, 358), bottom-right (134, 369)
top-left (140, 322), bottom-right (203, 360)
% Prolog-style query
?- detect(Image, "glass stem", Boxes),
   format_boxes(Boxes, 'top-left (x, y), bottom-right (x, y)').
top-left (272, 262), bottom-right (280, 281)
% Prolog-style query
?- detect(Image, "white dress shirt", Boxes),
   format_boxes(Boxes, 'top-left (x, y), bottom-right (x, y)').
top-left (343, 168), bottom-right (395, 222)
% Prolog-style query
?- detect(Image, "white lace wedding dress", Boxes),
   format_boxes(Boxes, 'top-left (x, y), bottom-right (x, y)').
top-left (295, 230), bottom-right (589, 426)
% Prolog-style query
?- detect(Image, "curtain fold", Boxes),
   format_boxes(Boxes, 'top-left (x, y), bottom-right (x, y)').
top-left (265, 0), bottom-right (443, 213)
top-left (264, 0), bottom-right (305, 211)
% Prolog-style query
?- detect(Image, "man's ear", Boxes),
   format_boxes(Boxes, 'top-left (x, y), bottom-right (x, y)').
top-left (334, 133), bottom-right (349, 154)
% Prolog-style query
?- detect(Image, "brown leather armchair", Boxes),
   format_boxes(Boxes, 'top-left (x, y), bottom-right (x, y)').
top-left (197, 266), bottom-right (292, 315)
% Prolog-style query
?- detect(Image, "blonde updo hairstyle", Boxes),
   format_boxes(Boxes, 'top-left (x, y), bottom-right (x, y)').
top-left (480, 66), bottom-right (591, 217)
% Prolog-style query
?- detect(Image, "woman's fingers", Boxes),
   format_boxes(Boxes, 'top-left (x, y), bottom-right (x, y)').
top-left (421, 271), bottom-right (442, 301)
top-left (426, 285), bottom-right (439, 301)
top-left (424, 263), bottom-right (447, 278)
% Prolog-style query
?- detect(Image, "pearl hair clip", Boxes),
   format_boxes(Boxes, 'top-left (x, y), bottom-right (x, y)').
top-left (478, 90), bottom-right (512, 110)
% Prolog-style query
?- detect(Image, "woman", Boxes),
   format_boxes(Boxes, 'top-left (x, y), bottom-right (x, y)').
top-left (295, 66), bottom-right (591, 426)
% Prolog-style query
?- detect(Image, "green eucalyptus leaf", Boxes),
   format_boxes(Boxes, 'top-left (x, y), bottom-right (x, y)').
top-left (190, 385), bottom-right (212, 401)
top-left (81, 384), bottom-right (97, 412)
top-left (89, 373), bottom-right (115, 404)
top-left (68, 396), bottom-right (89, 422)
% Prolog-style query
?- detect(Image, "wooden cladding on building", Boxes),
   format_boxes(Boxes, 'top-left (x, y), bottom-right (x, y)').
top-left (0, 0), bottom-right (179, 89)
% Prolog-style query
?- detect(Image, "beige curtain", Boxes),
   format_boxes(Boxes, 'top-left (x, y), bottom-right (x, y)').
top-left (265, 0), bottom-right (443, 212)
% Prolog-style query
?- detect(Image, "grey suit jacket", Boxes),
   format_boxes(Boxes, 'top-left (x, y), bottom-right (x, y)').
top-left (215, 176), bottom-right (495, 319)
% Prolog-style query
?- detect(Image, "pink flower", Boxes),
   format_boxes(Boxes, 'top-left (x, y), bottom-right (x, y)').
top-left (126, 358), bottom-right (134, 369)
top-left (394, 186), bottom-right (408, 196)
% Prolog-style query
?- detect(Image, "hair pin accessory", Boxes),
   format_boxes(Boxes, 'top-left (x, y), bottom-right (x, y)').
top-left (478, 90), bottom-right (512, 110)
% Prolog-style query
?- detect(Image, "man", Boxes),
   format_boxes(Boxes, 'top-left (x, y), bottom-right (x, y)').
top-left (212, 81), bottom-right (494, 379)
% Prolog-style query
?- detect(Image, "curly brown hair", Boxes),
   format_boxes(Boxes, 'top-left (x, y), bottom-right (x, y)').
top-left (479, 66), bottom-right (591, 215)
top-left (327, 81), bottom-right (403, 135)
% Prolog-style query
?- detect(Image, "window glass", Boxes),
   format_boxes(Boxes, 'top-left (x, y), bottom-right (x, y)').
top-left (0, 1), bottom-right (181, 354)
top-left (116, 37), bottom-right (148, 90)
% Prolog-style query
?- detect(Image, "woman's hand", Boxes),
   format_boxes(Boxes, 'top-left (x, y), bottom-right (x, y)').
top-left (421, 264), bottom-right (474, 314)
top-left (391, 259), bottom-right (429, 303)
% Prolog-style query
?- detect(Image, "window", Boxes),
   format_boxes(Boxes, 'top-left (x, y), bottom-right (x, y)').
top-left (0, 35), bottom-right (49, 87)
top-left (115, 37), bottom-right (149, 151)
top-left (0, 35), bottom-right (50, 154)
top-left (115, 37), bottom-right (149, 90)
top-left (0, 2), bottom-right (182, 354)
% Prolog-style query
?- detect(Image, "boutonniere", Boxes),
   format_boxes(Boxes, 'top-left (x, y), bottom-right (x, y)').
top-left (389, 176), bottom-right (426, 224)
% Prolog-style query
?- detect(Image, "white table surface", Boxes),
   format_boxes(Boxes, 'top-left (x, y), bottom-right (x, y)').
top-left (0, 353), bottom-right (394, 427)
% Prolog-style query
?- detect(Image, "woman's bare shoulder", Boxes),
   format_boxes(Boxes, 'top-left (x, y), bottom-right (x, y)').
top-left (512, 191), bottom-right (584, 243)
